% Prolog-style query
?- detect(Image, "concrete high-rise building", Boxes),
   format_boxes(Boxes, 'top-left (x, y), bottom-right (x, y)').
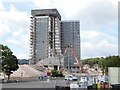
top-left (29, 9), bottom-right (80, 70)
top-left (29, 9), bottom-right (61, 64)
top-left (61, 21), bottom-right (80, 69)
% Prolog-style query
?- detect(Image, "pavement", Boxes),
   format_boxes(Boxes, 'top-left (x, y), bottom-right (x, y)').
top-left (1, 77), bottom-right (89, 90)
top-left (2, 79), bottom-right (67, 88)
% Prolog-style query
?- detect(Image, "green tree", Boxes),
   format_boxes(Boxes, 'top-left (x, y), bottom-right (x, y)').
top-left (0, 44), bottom-right (19, 80)
top-left (82, 56), bottom-right (120, 75)
top-left (51, 70), bottom-right (58, 77)
top-left (82, 58), bottom-right (99, 67)
top-left (103, 55), bottom-right (120, 75)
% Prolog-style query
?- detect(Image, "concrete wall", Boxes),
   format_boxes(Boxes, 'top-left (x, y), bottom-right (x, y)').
top-left (108, 67), bottom-right (120, 84)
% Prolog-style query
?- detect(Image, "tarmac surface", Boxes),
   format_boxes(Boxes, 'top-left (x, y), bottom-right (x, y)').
top-left (1, 79), bottom-right (68, 88)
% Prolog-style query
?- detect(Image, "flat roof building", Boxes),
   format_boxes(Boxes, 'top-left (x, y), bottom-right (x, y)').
top-left (29, 9), bottom-right (81, 71)
top-left (61, 21), bottom-right (80, 70)
top-left (30, 9), bottom-right (61, 64)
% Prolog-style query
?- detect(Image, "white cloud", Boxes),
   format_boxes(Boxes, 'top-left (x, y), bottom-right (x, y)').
top-left (33, 0), bottom-right (119, 20)
top-left (0, 24), bottom-right (11, 35)
top-left (14, 52), bottom-right (28, 59)
top-left (0, 5), bottom-right (29, 36)
top-left (34, 0), bottom-right (53, 9)
top-left (0, 1), bottom-right (5, 11)
top-left (33, 0), bottom-right (93, 18)
top-left (81, 30), bottom-right (117, 44)
top-left (53, 0), bottom-right (92, 18)
top-left (12, 29), bottom-right (22, 36)
top-left (6, 39), bottom-right (21, 46)
top-left (0, 0), bottom-right (33, 2)
top-left (0, 2), bottom-right (30, 59)
top-left (0, 0), bottom-right (118, 59)
top-left (81, 30), bottom-right (118, 59)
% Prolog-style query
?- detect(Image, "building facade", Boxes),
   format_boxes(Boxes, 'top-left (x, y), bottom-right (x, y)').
top-left (29, 9), bottom-right (61, 64)
top-left (61, 21), bottom-right (80, 69)
top-left (29, 9), bottom-right (81, 69)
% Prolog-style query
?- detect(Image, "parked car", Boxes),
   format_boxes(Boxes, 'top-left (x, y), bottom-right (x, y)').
top-left (0, 76), bottom-right (7, 83)
top-left (38, 74), bottom-right (47, 80)
top-left (80, 77), bottom-right (87, 83)
top-left (70, 82), bottom-right (87, 89)
top-left (65, 75), bottom-right (73, 81)
top-left (65, 75), bottom-right (77, 81)
top-left (72, 75), bottom-right (78, 81)
top-left (70, 82), bottom-right (79, 89)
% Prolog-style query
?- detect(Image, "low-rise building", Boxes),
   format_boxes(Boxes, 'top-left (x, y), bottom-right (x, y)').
top-left (35, 56), bottom-right (64, 71)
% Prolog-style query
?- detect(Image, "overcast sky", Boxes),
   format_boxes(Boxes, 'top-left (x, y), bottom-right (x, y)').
top-left (0, 0), bottom-right (119, 59)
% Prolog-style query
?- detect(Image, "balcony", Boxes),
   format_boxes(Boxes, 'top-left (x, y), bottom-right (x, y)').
top-left (30, 24), bottom-right (34, 27)
top-left (30, 36), bottom-right (33, 39)
top-left (30, 31), bottom-right (34, 35)
top-left (30, 16), bottom-right (33, 19)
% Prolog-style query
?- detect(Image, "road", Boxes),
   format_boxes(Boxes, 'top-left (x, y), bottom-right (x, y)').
top-left (2, 79), bottom-right (68, 89)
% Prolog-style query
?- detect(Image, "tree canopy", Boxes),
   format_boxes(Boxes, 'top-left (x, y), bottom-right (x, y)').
top-left (0, 44), bottom-right (19, 80)
top-left (82, 55), bottom-right (120, 75)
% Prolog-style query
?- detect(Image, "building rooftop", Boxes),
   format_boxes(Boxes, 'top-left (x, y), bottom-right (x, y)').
top-left (31, 9), bottom-right (61, 20)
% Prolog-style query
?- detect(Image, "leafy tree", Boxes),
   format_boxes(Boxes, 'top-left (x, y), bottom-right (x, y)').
top-left (0, 44), bottom-right (19, 80)
top-left (82, 56), bottom-right (120, 75)
top-left (0, 44), bottom-right (13, 57)
top-left (82, 58), bottom-right (99, 67)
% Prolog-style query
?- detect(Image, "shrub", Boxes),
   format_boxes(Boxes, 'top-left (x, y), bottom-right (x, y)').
top-left (51, 70), bottom-right (64, 77)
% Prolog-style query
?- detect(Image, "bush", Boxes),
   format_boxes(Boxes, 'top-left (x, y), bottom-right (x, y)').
top-left (51, 70), bottom-right (64, 77)
top-left (58, 71), bottom-right (64, 77)
top-left (51, 70), bottom-right (58, 77)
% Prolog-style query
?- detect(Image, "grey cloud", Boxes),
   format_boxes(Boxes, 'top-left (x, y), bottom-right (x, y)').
top-left (70, 2), bottom-right (117, 31)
